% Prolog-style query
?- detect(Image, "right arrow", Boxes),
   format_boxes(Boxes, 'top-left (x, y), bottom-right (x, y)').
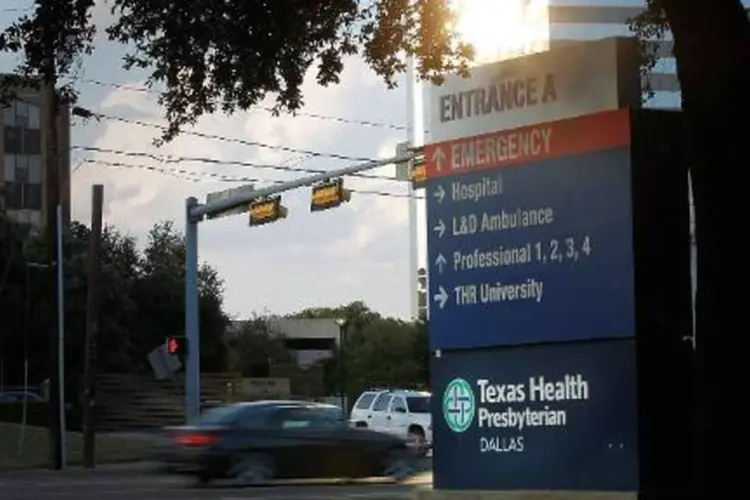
top-left (433, 286), bottom-right (449, 309)
top-left (433, 219), bottom-right (446, 238)
top-left (431, 147), bottom-right (446, 171)
top-left (435, 253), bottom-right (447, 274)
top-left (433, 185), bottom-right (445, 204)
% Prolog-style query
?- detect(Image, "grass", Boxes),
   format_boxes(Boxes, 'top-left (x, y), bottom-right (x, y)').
top-left (0, 422), bottom-right (153, 470)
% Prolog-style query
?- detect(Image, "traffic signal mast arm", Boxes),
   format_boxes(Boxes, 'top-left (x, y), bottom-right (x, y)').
top-left (189, 151), bottom-right (420, 221)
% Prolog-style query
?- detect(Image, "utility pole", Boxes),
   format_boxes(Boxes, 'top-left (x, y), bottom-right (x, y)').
top-left (83, 185), bottom-right (103, 468)
top-left (41, 0), bottom-right (64, 469)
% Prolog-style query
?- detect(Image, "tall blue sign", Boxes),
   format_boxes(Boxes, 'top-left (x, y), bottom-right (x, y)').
top-left (425, 110), bottom-right (635, 350)
top-left (432, 339), bottom-right (639, 491)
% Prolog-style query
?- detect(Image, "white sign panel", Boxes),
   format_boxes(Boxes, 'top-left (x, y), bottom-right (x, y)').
top-left (427, 37), bottom-right (639, 143)
top-left (205, 183), bottom-right (255, 220)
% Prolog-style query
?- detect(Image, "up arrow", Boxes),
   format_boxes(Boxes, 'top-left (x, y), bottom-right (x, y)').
top-left (435, 254), bottom-right (447, 274)
top-left (433, 185), bottom-right (445, 204)
top-left (431, 147), bottom-right (447, 171)
top-left (433, 286), bottom-right (449, 309)
top-left (433, 219), bottom-right (446, 238)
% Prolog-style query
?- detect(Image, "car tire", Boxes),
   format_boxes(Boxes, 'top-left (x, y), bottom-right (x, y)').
top-left (381, 449), bottom-right (417, 483)
top-left (407, 427), bottom-right (428, 457)
top-left (228, 453), bottom-right (276, 486)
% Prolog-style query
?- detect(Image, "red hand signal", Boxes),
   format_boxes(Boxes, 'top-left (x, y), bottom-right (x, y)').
top-left (167, 337), bottom-right (179, 355)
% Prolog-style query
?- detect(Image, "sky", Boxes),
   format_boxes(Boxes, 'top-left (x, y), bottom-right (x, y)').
top-left (0, 1), bottom-right (431, 320)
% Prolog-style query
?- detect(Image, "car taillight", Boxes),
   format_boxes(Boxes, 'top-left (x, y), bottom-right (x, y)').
top-left (174, 433), bottom-right (218, 447)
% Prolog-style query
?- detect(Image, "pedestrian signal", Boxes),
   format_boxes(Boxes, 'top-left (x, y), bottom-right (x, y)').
top-left (166, 336), bottom-right (186, 356)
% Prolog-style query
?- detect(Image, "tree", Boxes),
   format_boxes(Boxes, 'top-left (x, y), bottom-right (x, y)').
top-left (134, 221), bottom-right (228, 372)
top-left (628, 1), bottom-right (750, 495)
top-left (0, 218), bottom-right (229, 387)
top-left (0, 0), bottom-right (471, 143)
top-left (226, 317), bottom-right (294, 377)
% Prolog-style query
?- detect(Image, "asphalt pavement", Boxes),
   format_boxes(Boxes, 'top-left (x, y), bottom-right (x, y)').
top-left (0, 463), bottom-right (431, 500)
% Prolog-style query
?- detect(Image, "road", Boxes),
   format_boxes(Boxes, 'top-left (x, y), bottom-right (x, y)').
top-left (0, 465), bottom-right (431, 500)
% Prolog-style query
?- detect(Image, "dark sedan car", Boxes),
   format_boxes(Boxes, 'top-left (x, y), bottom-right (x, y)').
top-left (154, 400), bottom-right (418, 486)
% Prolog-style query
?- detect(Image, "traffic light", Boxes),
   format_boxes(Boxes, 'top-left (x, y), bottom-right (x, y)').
top-left (310, 178), bottom-right (351, 212)
top-left (249, 196), bottom-right (288, 226)
top-left (165, 336), bottom-right (187, 356)
top-left (410, 158), bottom-right (426, 190)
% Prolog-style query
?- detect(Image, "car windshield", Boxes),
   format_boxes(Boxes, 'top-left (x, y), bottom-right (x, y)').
top-left (406, 396), bottom-right (430, 413)
top-left (197, 405), bottom-right (246, 425)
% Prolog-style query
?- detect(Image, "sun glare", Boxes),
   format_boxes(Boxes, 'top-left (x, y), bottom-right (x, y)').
top-left (452, 0), bottom-right (550, 64)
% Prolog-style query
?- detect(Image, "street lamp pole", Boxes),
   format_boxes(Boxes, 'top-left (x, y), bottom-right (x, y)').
top-left (335, 319), bottom-right (348, 414)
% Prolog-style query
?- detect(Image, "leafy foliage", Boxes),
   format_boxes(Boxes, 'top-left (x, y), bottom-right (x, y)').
top-left (226, 317), bottom-right (294, 377)
top-left (626, 0), bottom-right (669, 101)
top-left (1, 0), bottom-right (471, 143)
top-left (0, 215), bottom-right (227, 388)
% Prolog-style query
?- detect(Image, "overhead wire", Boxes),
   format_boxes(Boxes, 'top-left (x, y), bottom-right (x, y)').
top-left (71, 145), bottom-right (402, 182)
top-left (74, 107), bottom-right (377, 163)
top-left (83, 159), bottom-right (424, 200)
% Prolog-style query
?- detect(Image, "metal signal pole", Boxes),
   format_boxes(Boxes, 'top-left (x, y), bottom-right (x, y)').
top-left (83, 185), bottom-right (104, 468)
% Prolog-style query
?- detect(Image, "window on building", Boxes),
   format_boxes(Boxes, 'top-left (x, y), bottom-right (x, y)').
top-left (27, 155), bottom-right (43, 183)
top-left (22, 129), bottom-right (41, 155)
top-left (28, 104), bottom-right (40, 130)
top-left (14, 155), bottom-right (29, 183)
top-left (14, 100), bottom-right (29, 129)
top-left (3, 181), bottom-right (23, 210)
top-left (3, 104), bottom-right (15, 127)
top-left (23, 183), bottom-right (42, 210)
top-left (3, 154), bottom-right (15, 181)
top-left (4, 126), bottom-right (21, 154)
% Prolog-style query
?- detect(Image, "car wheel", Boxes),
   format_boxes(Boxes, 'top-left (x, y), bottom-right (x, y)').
top-left (382, 450), bottom-right (417, 483)
top-left (407, 428), bottom-right (428, 457)
top-left (229, 453), bottom-right (276, 486)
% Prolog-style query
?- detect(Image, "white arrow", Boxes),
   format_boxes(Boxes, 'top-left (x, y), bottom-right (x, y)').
top-left (433, 286), bottom-right (449, 309)
top-left (435, 254), bottom-right (447, 274)
top-left (431, 147), bottom-right (447, 171)
top-left (433, 219), bottom-right (446, 238)
top-left (433, 185), bottom-right (445, 204)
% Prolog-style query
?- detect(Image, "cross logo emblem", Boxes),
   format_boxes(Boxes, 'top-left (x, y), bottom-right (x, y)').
top-left (443, 378), bottom-right (475, 433)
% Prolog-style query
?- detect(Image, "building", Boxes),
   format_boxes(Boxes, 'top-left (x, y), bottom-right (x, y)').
top-left (547, 0), bottom-right (679, 109)
top-left (0, 79), bottom-right (71, 231)
top-left (228, 317), bottom-right (342, 368)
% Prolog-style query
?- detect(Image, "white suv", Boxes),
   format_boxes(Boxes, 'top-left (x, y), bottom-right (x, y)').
top-left (349, 389), bottom-right (432, 455)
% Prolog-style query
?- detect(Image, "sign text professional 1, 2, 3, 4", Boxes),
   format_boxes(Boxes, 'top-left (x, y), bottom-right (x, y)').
top-left (425, 110), bottom-right (636, 350)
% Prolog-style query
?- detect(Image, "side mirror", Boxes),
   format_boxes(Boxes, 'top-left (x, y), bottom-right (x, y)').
top-left (393, 407), bottom-right (407, 414)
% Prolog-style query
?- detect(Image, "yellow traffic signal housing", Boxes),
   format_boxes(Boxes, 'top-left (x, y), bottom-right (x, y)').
top-left (310, 178), bottom-right (351, 212)
top-left (410, 164), bottom-right (427, 189)
top-left (249, 196), bottom-right (288, 226)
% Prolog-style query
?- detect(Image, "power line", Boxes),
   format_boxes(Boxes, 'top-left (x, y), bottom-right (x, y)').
top-left (83, 159), bottom-right (423, 200)
top-left (71, 145), bottom-right (402, 182)
top-left (82, 79), bottom-right (409, 131)
top-left (73, 107), bottom-right (377, 163)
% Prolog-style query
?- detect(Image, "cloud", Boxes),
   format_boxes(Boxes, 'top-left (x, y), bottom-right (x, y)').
top-left (71, 55), bottom-right (418, 319)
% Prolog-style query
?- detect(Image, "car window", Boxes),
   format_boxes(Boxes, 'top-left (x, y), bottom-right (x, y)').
top-left (198, 404), bottom-right (250, 425)
top-left (406, 396), bottom-right (430, 414)
top-left (371, 393), bottom-right (392, 412)
top-left (235, 407), bottom-right (272, 429)
top-left (390, 396), bottom-right (407, 413)
top-left (275, 407), bottom-right (344, 429)
top-left (355, 392), bottom-right (377, 410)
